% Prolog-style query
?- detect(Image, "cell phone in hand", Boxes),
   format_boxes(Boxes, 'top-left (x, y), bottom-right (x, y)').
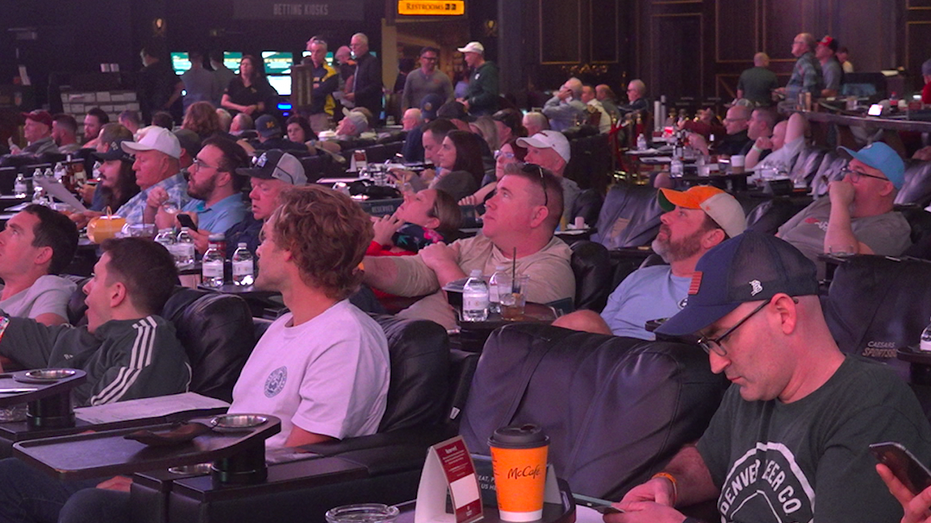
top-left (176, 214), bottom-right (198, 232)
top-left (573, 494), bottom-right (624, 514)
top-left (870, 442), bottom-right (931, 495)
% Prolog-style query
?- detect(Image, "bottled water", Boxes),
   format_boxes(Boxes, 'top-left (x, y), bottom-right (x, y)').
top-left (670, 157), bottom-right (684, 178)
top-left (201, 238), bottom-right (225, 288)
top-left (13, 174), bottom-right (27, 198)
top-left (636, 133), bottom-right (647, 151)
top-left (488, 265), bottom-right (509, 314)
top-left (154, 228), bottom-right (175, 251)
top-left (175, 227), bottom-right (196, 270)
top-left (462, 269), bottom-right (489, 322)
top-left (921, 317), bottom-right (931, 352)
top-left (231, 243), bottom-right (254, 286)
top-left (53, 162), bottom-right (66, 182)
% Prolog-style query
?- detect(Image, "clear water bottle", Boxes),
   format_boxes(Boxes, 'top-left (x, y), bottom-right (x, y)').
top-left (462, 269), bottom-right (489, 322)
top-left (231, 243), bottom-right (254, 286)
top-left (670, 157), bottom-right (684, 178)
top-left (154, 228), bottom-right (175, 252)
top-left (636, 133), bottom-right (647, 151)
top-left (921, 317), bottom-right (931, 352)
top-left (13, 173), bottom-right (27, 198)
top-left (175, 227), bottom-right (196, 270)
top-left (488, 265), bottom-right (509, 314)
top-left (53, 161), bottom-right (66, 182)
top-left (201, 237), bottom-right (225, 288)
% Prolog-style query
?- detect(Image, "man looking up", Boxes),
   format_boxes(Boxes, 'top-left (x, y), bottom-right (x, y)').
top-left (364, 164), bottom-right (575, 329)
top-left (115, 126), bottom-right (190, 225)
top-left (0, 205), bottom-right (79, 326)
top-left (553, 186), bottom-right (745, 339)
top-left (610, 232), bottom-right (931, 523)
top-left (690, 103), bottom-right (752, 157)
top-left (226, 149), bottom-right (307, 258)
top-left (402, 46), bottom-right (453, 112)
top-left (0, 237), bottom-right (189, 404)
top-left (457, 41), bottom-right (499, 116)
top-left (303, 36), bottom-right (339, 134)
top-left (156, 136), bottom-right (248, 252)
top-left (816, 35), bottom-right (843, 98)
top-left (778, 142), bottom-right (911, 268)
top-left (619, 79), bottom-right (648, 115)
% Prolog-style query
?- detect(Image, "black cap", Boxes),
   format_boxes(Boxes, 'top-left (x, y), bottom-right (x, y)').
top-left (235, 149), bottom-right (307, 186)
top-left (93, 138), bottom-right (134, 162)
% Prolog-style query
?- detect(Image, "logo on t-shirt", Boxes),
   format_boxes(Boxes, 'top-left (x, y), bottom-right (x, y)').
top-left (264, 366), bottom-right (287, 397)
top-left (718, 442), bottom-right (814, 523)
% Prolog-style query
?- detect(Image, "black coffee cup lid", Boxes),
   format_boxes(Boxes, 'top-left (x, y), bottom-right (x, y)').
top-left (488, 424), bottom-right (549, 449)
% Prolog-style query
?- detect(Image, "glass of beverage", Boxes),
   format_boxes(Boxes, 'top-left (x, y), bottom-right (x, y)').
top-left (499, 274), bottom-right (530, 321)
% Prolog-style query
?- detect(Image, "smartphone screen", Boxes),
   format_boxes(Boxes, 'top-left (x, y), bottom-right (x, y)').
top-left (870, 442), bottom-right (931, 495)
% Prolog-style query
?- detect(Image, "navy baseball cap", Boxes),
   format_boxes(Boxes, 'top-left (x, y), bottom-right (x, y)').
top-left (655, 232), bottom-right (819, 336)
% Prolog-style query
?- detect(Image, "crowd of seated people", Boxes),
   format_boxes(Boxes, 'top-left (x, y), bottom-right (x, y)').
top-left (2, 28), bottom-right (931, 523)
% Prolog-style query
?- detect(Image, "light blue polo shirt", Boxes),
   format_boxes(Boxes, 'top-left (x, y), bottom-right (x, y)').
top-left (181, 193), bottom-right (248, 234)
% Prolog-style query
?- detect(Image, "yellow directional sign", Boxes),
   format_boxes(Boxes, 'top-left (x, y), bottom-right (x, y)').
top-left (398, 0), bottom-right (465, 16)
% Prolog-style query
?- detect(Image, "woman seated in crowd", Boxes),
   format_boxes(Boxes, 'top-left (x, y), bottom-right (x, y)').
top-left (426, 130), bottom-right (487, 201)
top-left (459, 140), bottom-right (527, 205)
top-left (181, 101), bottom-right (222, 140)
top-left (367, 188), bottom-right (461, 256)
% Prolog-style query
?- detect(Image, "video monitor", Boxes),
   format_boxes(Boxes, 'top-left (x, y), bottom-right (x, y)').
top-left (170, 52), bottom-right (191, 75)
top-left (266, 75), bottom-right (292, 96)
top-left (262, 51), bottom-right (294, 75)
top-left (223, 52), bottom-right (243, 73)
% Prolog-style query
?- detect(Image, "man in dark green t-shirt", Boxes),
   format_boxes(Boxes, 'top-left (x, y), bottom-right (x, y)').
top-left (607, 232), bottom-right (931, 523)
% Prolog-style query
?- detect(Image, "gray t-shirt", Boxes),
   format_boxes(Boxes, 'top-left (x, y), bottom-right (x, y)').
top-left (601, 265), bottom-right (689, 340)
top-left (778, 197), bottom-right (912, 262)
top-left (0, 275), bottom-right (76, 322)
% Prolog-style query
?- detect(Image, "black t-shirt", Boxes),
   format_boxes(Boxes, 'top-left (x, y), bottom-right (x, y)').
top-left (697, 355), bottom-right (931, 523)
top-left (225, 76), bottom-right (277, 115)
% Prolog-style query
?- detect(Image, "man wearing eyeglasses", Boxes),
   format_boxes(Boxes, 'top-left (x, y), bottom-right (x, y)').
top-left (608, 232), bottom-right (931, 523)
top-left (153, 136), bottom-right (249, 252)
top-left (777, 142), bottom-right (910, 269)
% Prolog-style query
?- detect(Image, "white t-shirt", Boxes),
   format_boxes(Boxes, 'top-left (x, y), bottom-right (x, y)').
top-left (229, 300), bottom-right (390, 449)
top-left (600, 265), bottom-right (690, 340)
top-left (0, 275), bottom-right (76, 321)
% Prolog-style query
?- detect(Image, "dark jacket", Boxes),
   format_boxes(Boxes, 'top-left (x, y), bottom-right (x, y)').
top-left (465, 61), bottom-right (499, 116)
top-left (352, 52), bottom-right (383, 119)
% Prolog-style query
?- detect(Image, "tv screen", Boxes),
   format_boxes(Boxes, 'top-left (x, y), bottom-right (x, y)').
top-left (262, 51), bottom-right (294, 75)
top-left (223, 52), bottom-right (243, 73)
top-left (267, 75), bottom-right (291, 96)
top-left (171, 52), bottom-right (191, 75)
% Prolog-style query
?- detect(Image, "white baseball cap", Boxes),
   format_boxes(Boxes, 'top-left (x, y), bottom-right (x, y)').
top-left (121, 126), bottom-right (182, 159)
top-left (457, 41), bottom-right (484, 55)
top-left (516, 130), bottom-right (571, 163)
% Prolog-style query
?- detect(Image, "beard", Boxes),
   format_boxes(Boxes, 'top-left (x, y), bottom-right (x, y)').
top-left (652, 225), bottom-right (705, 263)
top-left (187, 176), bottom-right (217, 201)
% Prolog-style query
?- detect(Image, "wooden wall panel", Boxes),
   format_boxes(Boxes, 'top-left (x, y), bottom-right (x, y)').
top-left (716, 0), bottom-right (756, 62)
top-left (540, 0), bottom-right (582, 63)
top-left (650, 13), bottom-right (702, 100)
top-left (907, 21), bottom-right (931, 76)
top-left (762, 0), bottom-right (811, 62)
top-left (590, 0), bottom-right (619, 62)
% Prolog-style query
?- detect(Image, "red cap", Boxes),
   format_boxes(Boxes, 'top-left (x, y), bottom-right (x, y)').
top-left (21, 110), bottom-right (53, 128)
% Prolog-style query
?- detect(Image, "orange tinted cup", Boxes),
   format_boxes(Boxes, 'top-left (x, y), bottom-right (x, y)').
top-left (489, 424), bottom-right (549, 522)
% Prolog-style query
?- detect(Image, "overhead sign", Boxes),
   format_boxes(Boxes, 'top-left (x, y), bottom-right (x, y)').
top-left (233, 1), bottom-right (364, 21)
top-left (398, 0), bottom-right (465, 16)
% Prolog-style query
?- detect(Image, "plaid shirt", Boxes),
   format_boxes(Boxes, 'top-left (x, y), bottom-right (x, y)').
top-left (785, 51), bottom-right (824, 100)
top-left (116, 172), bottom-right (189, 225)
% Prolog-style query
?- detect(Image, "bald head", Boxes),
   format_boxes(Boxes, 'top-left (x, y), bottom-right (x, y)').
top-left (753, 52), bottom-right (770, 67)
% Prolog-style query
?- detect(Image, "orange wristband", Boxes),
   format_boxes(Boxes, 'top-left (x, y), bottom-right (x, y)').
top-left (651, 472), bottom-right (678, 505)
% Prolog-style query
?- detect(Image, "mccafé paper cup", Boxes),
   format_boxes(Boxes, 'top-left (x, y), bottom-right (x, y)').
top-left (488, 424), bottom-right (549, 522)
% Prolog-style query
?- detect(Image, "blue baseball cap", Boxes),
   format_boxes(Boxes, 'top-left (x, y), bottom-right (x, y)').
top-left (838, 142), bottom-right (905, 190)
top-left (655, 232), bottom-right (819, 336)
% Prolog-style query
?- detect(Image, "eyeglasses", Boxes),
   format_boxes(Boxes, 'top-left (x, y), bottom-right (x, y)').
top-left (840, 165), bottom-right (888, 183)
top-left (193, 158), bottom-right (220, 171)
top-left (697, 301), bottom-right (768, 357)
top-left (723, 117), bottom-right (747, 123)
top-left (494, 149), bottom-right (515, 161)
